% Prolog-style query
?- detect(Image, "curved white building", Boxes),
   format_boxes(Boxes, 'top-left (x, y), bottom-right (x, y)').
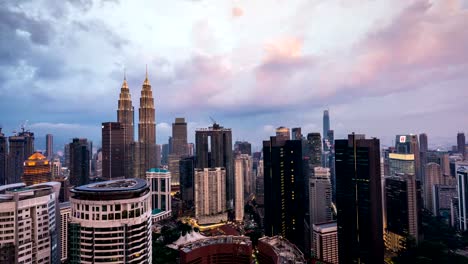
top-left (69, 178), bottom-right (152, 264)
top-left (0, 182), bottom-right (60, 264)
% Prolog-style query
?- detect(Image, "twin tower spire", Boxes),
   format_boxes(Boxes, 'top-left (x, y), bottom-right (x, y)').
top-left (117, 68), bottom-right (157, 178)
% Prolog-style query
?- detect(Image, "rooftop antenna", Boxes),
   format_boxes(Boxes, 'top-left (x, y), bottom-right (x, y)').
top-left (209, 116), bottom-right (217, 125)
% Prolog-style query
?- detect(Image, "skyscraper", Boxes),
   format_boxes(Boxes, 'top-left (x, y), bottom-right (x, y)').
top-left (419, 133), bottom-right (428, 185)
top-left (147, 168), bottom-right (172, 222)
top-left (458, 133), bottom-right (466, 158)
top-left (309, 167), bottom-right (332, 226)
top-left (456, 162), bottom-right (468, 231)
top-left (335, 134), bottom-right (383, 263)
top-left (138, 70), bottom-right (157, 178)
top-left (323, 110), bottom-right (330, 151)
top-left (7, 131), bottom-right (35, 184)
top-left (385, 174), bottom-right (421, 252)
top-left (180, 156), bottom-right (195, 205)
top-left (425, 162), bottom-right (442, 213)
top-left (68, 138), bottom-right (90, 187)
top-left (117, 75), bottom-right (135, 178)
top-left (312, 222), bottom-right (339, 264)
top-left (234, 156), bottom-right (245, 222)
top-left (172, 118), bottom-right (188, 156)
top-left (395, 135), bottom-right (421, 181)
top-left (234, 141), bottom-right (252, 155)
top-left (102, 122), bottom-right (127, 180)
top-left (419, 133), bottom-right (428, 153)
top-left (263, 136), bottom-right (305, 250)
top-left (306, 133), bottom-right (322, 169)
top-left (292, 127), bottom-right (303, 140)
top-left (235, 154), bottom-right (254, 200)
top-left (195, 123), bottom-right (233, 209)
top-left (275, 126), bottom-right (290, 142)
top-left (46, 133), bottom-right (53, 158)
top-left (0, 128), bottom-right (6, 185)
top-left (21, 152), bottom-right (52, 185)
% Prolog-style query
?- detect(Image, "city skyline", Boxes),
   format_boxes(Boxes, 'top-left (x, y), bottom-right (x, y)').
top-left (1, 0), bottom-right (468, 150)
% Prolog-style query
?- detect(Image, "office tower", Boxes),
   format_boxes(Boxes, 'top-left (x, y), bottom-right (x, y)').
top-left (21, 152), bottom-right (52, 185)
top-left (385, 174), bottom-right (420, 252)
top-left (60, 202), bottom-right (71, 263)
top-left (419, 133), bottom-right (428, 179)
top-left (178, 236), bottom-right (253, 264)
top-left (45, 133), bottom-right (53, 158)
top-left (138, 70), bottom-right (157, 178)
top-left (451, 197), bottom-right (460, 229)
top-left (180, 156), bottom-right (195, 205)
top-left (101, 122), bottom-right (127, 180)
top-left (51, 157), bottom-right (61, 178)
top-left (456, 162), bottom-right (468, 231)
top-left (168, 154), bottom-right (181, 186)
top-left (95, 149), bottom-right (102, 178)
top-left (0, 128), bottom-right (7, 185)
top-left (275, 126), bottom-right (290, 142)
top-left (306, 133), bottom-right (322, 168)
top-left (323, 110), bottom-right (330, 151)
top-left (256, 159), bottom-right (265, 207)
top-left (395, 135), bottom-right (421, 180)
top-left (194, 168), bottom-right (227, 224)
top-left (433, 185), bottom-right (457, 219)
top-left (335, 134), bottom-right (384, 263)
top-left (68, 138), bottom-right (90, 187)
top-left (117, 75), bottom-right (135, 164)
top-left (162, 143), bottom-right (169, 165)
top-left (187, 143), bottom-right (194, 156)
top-left (312, 222), bottom-right (339, 264)
top-left (257, 236), bottom-right (306, 264)
top-left (292, 127), bottom-right (302, 140)
top-left (234, 154), bottom-right (252, 221)
top-left (263, 136), bottom-right (305, 249)
top-left (425, 162), bottom-right (442, 213)
top-left (195, 123), bottom-right (233, 209)
top-left (172, 118), bottom-right (188, 155)
top-left (69, 179), bottom-right (152, 263)
top-left (64, 143), bottom-right (70, 168)
top-left (234, 141), bottom-right (252, 155)
top-left (309, 167), bottom-right (332, 226)
top-left (327, 130), bottom-right (335, 149)
top-left (0, 182), bottom-right (60, 264)
top-left (147, 168), bottom-right (172, 222)
top-left (389, 153), bottom-right (415, 176)
top-left (458, 133), bottom-right (466, 158)
top-left (7, 131), bottom-right (35, 184)
top-left (155, 144), bottom-right (161, 167)
top-left (419, 133), bottom-right (428, 153)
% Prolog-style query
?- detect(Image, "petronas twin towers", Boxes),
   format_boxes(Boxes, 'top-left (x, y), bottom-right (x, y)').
top-left (115, 69), bottom-right (157, 179)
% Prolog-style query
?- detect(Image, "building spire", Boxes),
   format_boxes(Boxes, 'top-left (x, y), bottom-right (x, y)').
top-left (121, 68), bottom-right (128, 89)
top-left (143, 64), bottom-right (150, 85)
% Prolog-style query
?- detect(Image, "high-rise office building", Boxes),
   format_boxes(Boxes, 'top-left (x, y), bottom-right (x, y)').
top-left (452, 197), bottom-right (460, 230)
top-left (187, 143), bottom-right (194, 156)
top-left (102, 122), bottom-right (127, 180)
top-left (64, 143), bottom-right (70, 168)
top-left (395, 135), bottom-right (421, 181)
top-left (425, 162), bottom-right (443, 213)
top-left (433, 185), bottom-right (457, 219)
top-left (419, 133), bottom-right (428, 184)
top-left (389, 153), bottom-right (415, 176)
top-left (180, 156), bottom-right (195, 205)
top-left (385, 174), bottom-right (421, 252)
top-left (194, 167), bottom-right (227, 224)
top-left (275, 126), bottom-right (290, 142)
top-left (147, 168), bottom-right (172, 222)
top-left (234, 141), bottom-right (252, 155)
top-left (458, 133), bottom-right (466, 158)
top-left (263, 136), bottom-right (305, 250)
top-left (292, 127), bottom-right (303, 140)
top-left (138, 70), bottom-right (157, 178)
top-left (335, 134), bottom-right (383, 263)
top-left (0, 182), bottom-right (60, 264)
top-left (168, 154), bottom-right (181, 186)
top-left (172, 118), bottom-right (188, 156)
top-left (419, 133), bottom-right (428, 153)
top-left (69, 179), bottom-right (152, 263)
top-left (68, 138), bottom-right (90, 187)
top-left (235, 154), bottom-right (253, 200)
top-left (7, 131), bottom-right (35, 184)
top-left (312, 221), bottom-right (338, 264)
top-left (195, 123), bottom-right (233, 209)
top-left (309, 167), bottom-right (332, 226)
top-left (0, 128), bottom-right (7, 185)
top-left (21, 152), bottom-right (52, 186)
top-left (60, 202), bottom-right (71, 263)
top-left (161, 143), bottom-right (169, 165)
top-left (456, 162), bottom-right (468, 231)
top-left (306, 133), bottom-right (322, 169)
top-left (45, 134), bottom-right (53, 158)
top-left (155, 144), bottom-right (161, 167)
top-left (323, 110), bottom-right (330, 151)
top-left (117, 75), bottom-right (134, 156)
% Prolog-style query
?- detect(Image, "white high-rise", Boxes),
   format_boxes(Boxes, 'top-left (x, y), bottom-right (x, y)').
top-left (309, 167), bottom-right (332, 225)
top-left (146, 168), bottom-right (172, 222)
top-left (195, 167), bottom-right (227, 224)
top-left (457, 162), bottom-right (468, 231)
top-left (234, 154), bottom-right (253, 222)
top-left (69, 179), bottom-right (152, 263)
top-left (60, 202), bottom-right (71, 262)
top-left (312, 222), bottom-right (338, 264)
top-left (0, 182), bottom-right (60, 264)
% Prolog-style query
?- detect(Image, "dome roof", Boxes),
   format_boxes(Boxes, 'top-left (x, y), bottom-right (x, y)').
top-left (27, 152), bottom-right (47, 161)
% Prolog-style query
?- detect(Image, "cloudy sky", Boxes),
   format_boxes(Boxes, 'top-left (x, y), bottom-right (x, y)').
top-left (1, 0), bottom-right (467, 152)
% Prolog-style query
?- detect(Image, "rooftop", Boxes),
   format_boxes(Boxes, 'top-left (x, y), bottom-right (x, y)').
top-left (259, 236), bottom-right (305, 263)
top-left (148, 168), bottom-right (169, 173)
top-left (73, 178), bottom-right (147, 193)
top-left (177, 235), bottom-right (251, 253)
